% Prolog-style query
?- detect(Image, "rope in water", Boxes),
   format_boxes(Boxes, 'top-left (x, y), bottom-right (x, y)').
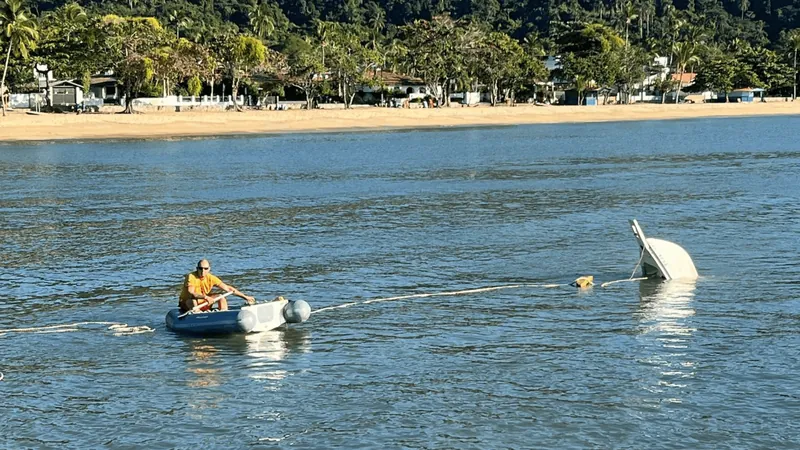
top-left (600, 277), bottom-right (649, 287)
top-left (0, 322), bottom-right (155, 337)
top-left (312, 283), bottom-right (564, 314)
top-left (600, 247), bottom-right (648, 288)
top-left (312, 254), bottom-right (651, 314)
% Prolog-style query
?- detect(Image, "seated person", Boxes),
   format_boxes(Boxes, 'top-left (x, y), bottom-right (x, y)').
top-left (179, 259), bottom-right (255, 313)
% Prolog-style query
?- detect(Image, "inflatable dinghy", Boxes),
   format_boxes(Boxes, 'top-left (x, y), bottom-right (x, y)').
top-left (166, 298), bottom-right (311, 335)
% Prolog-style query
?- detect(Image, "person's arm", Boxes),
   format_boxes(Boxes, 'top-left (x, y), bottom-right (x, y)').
top-left (218, 281), bottom-right (256, 305)
top-left (186, 277), bottom-right (214, 307)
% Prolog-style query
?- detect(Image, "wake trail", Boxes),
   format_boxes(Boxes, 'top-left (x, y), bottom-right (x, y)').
top-left (0, 321), bottom-right (155, 337)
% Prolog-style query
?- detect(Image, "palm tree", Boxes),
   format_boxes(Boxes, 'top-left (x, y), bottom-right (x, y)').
top-left (382, 38), bottom-right (405, 72)
top-left (185, 18), bottom-right (210, 44)
top-left (315, 20), bottom-right (335, 69)
top-left (622, 1), bottom-right (638, 47)
top-left (740, 0), bottom-right (749, 19)
top-left (672, 41), bottom-right (699, 104)
top-left (662, 5), bottom-right (685, 67)
top-left (684, 24), bottom-right (708, 73)
top-left (367, 7), bottom-right (385, 50)
top-left (684, 24), bottom-right (708, 46)
top-left (638, 0), bottom-right (655, 39)
top-left (58, 2), bottom-right (87, 28)
top-left (787, 29), bottom-right (800, 100)
top-left (167, 10), bottom-right (192, 39)
top-left (1, 0), bottom-right (38, 116)
top-left (523, 31), bottom-right (549, 58)
top-left (249, 2), bottom-right (275, 41)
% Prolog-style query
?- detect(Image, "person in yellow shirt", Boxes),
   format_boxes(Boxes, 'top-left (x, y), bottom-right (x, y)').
top-left (179, 259), bottom-right (256, 313)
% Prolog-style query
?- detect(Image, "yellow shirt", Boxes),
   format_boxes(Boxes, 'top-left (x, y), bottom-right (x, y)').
top-left (179, 272), bottom-right (223, 305)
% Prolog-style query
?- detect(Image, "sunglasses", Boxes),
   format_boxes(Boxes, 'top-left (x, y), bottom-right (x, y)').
top-left (197, 266), bottom-right (210, 271)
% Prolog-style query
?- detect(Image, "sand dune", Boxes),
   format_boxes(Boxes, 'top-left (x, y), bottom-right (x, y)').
top-left (1, 102), bottom-right (798, 142)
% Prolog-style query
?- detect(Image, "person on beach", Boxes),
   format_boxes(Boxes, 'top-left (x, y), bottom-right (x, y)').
top-left (179, 259), bottom-right (255, 313)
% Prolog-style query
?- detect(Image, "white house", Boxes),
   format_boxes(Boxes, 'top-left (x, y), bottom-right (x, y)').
top-left (359, 69), bottom-right (430, 103)
top-left (628, 56), bottom-right (670, 103)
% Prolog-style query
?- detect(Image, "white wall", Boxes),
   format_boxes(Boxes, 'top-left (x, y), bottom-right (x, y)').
top-left (132, 95), bottom-right (241, 107)
top-left (8, 93), bottom-right (39, 109)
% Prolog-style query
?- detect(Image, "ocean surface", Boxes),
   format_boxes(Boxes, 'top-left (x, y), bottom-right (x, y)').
top-left (1, 116), bottom-right (799, 449)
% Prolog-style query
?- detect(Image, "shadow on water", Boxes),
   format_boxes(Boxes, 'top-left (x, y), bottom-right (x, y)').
top-left (635, 279), bottom-right (698, 404)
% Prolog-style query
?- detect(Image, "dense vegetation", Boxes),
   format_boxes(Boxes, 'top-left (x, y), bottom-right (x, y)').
top-left (2, 0), bottom-right (800, 111)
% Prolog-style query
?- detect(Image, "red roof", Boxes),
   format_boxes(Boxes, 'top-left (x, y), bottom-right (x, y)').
top-left (671, 72), bottom-right (696, 84)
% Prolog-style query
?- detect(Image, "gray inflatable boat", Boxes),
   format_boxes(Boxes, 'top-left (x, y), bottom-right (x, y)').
top-left (166, 298), bottom-right (311, 335)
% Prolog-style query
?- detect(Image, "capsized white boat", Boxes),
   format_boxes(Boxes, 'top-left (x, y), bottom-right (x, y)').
top-left (629, 219), bottom-right (698, 281)
top-left (166, 298), bottom-right (311, 335)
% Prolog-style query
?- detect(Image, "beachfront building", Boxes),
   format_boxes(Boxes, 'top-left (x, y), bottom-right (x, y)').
top-left (563, 88), bottom-right (599, 105)
top-left (546, 56), bottom-right (610, 105)
top-left (50, 80), bottom-right (84, 108)
top-left (21, 64), bottom-right (103, 110)
top-left (533, 56), bottom-right (562, 104)
top-left (629, 56), bottom-right (670, 103)
top-left (544, 56), bottom-right (569, 104)
top-left (358, 69), bottom-right (429, 105)
top-left (448, 91), bottom-right (483, 105)
top-left (89, 75), bottom-right (121, 105)
top-left (726, 88), bottom-right (765, 102)
top-left (32, 64), bottom-right (86, 110)
top-left (661, 72), bottom-right (697, 103)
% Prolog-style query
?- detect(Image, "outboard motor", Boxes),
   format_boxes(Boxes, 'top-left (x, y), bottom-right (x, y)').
top-left (283, 299), bottom-right (311, 323)
top-left (630, 219), bottom-right (698, 281)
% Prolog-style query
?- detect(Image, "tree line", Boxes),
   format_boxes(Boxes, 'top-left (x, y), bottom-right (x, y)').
top-left (2, 0), bottom-right (800, 113)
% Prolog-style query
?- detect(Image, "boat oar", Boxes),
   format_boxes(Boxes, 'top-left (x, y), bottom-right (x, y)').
top-left (178, 291), bottom-right (234, 319)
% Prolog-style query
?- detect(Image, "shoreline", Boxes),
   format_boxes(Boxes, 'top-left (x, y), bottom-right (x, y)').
top-left (1, 102), bottom-right (799, 143)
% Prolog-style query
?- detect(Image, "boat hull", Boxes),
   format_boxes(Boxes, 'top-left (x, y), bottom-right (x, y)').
top-left (629, 219), bottom-right (698, 281)
top-left (166, 300), bottom-right (289, 335)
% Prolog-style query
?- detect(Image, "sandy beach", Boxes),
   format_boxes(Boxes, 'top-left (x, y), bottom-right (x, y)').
top-left (1, 102), bottom-right (799, 142)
